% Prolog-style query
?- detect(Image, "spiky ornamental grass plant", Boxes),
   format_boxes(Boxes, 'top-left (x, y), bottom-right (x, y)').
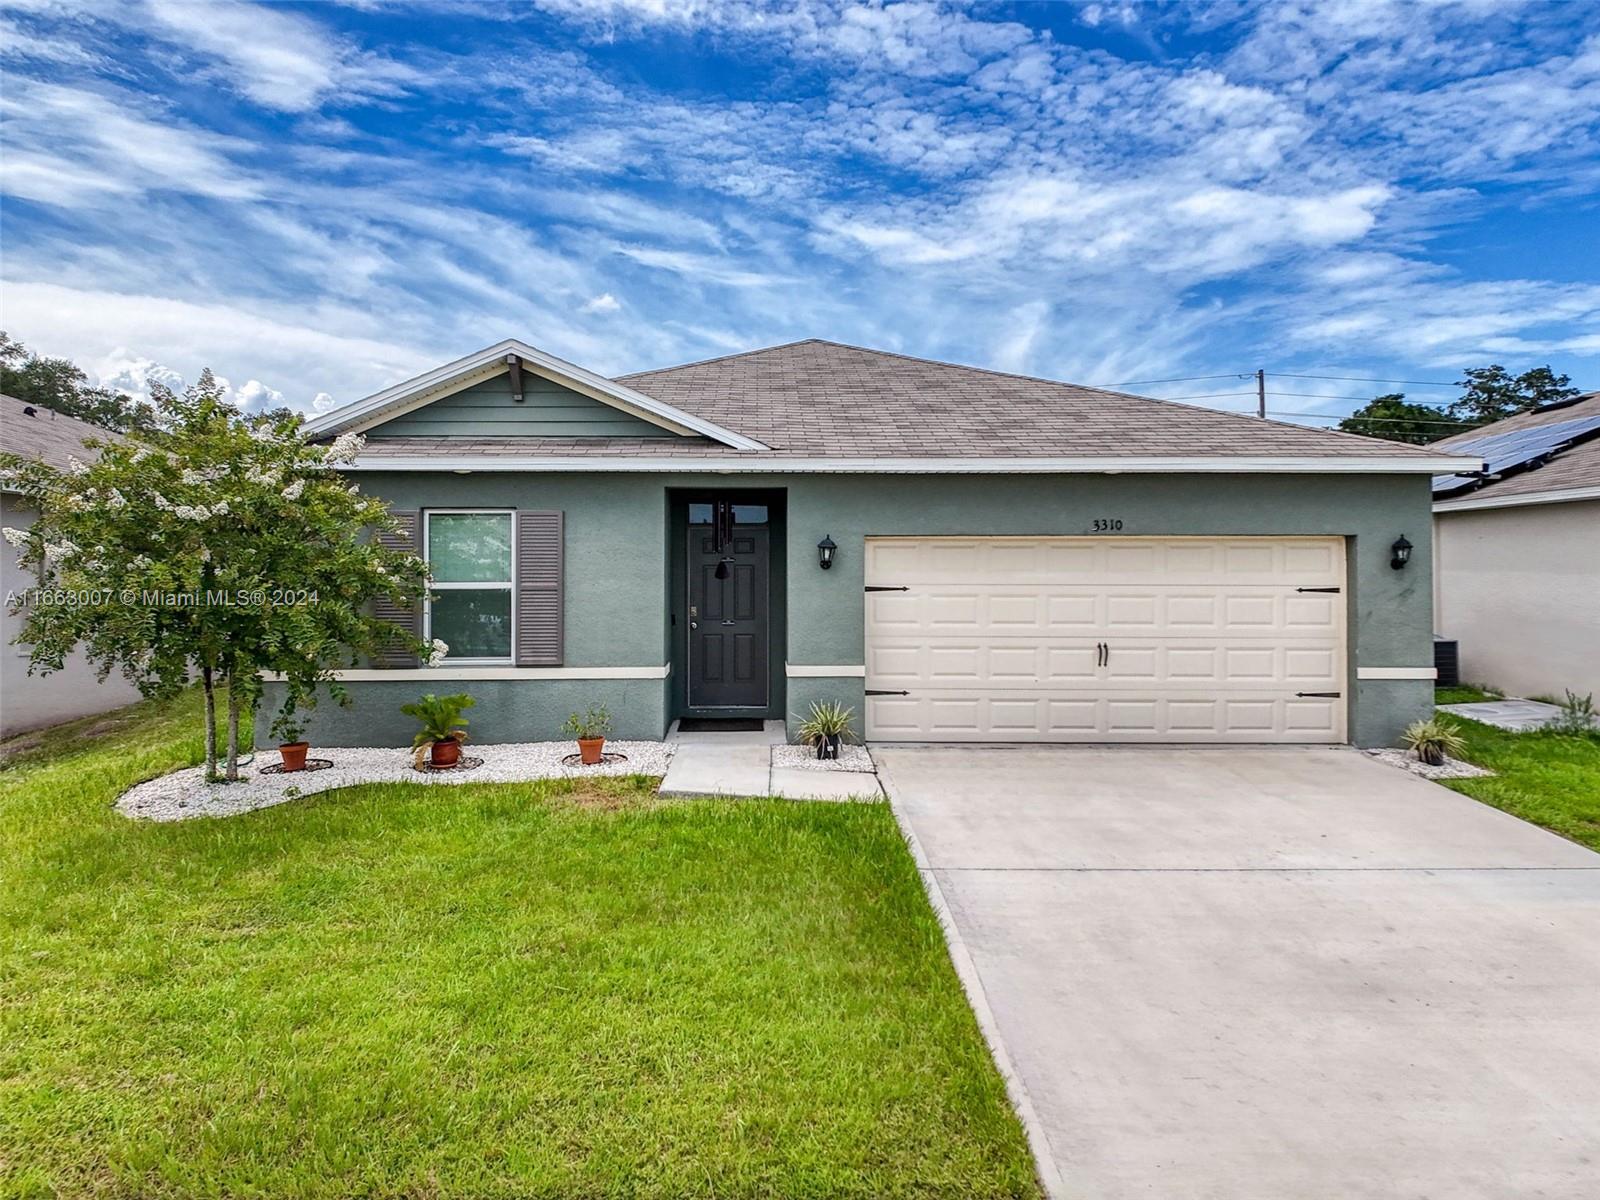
top-left (0, 371), bottom-right (431, 782)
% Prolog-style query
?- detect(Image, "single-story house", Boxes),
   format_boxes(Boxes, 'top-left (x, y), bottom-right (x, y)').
top-left (1431, 391), bottom-right (1599, 700)
top-left (1, 394), bottom-right (143, 738)
top-left (266, 338), bottom-right (1480, 750)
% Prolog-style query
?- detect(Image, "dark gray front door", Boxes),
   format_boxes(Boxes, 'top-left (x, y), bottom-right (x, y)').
top-left (688, 501), bottom-right (769, 709)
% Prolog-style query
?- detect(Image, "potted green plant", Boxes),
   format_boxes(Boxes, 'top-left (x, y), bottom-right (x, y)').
top-left (1402, 716), bottom-right (1466, 766)
top-left (563, 705), bottom-right (613, 765)
top-left (401, 692), bottom-right (475, 767)
top-left (271, 712), bottom-right (309, 773)
top-left (797, 700), bottom-right (855, 760)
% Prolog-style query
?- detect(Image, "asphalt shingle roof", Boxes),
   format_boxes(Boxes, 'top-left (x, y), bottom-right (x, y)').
top-left (613, 339), bottom-right (1444, 459)
top-left (1432, 392), bottom-right (1600, 500)
top-left (0, 393), bottom-right (124, 479)
top-left (356, 338), bottom-right (1462, 463)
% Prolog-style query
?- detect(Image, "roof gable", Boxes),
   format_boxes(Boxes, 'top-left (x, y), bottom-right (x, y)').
top-left (303, 339), bottom-right (766, 449)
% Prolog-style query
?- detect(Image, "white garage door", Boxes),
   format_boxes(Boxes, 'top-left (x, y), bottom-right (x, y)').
top-left (864, 536), bottom-right (1347, 743)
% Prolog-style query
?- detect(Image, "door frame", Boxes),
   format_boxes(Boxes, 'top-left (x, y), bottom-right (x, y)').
top-left (668, 488), bottom-right (787, 720)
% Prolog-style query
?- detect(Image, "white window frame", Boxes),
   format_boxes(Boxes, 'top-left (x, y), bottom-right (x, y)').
top-left (423, 508), bottom-right (515, 666)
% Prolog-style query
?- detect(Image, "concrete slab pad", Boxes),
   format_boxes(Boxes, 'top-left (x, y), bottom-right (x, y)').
top-left (881, 744), bottom-right (1600, 1200)
top-left (656, 744), bottom-right (770, 797)
top-left (767, 767), bottom-right (881, 801)
top-left (1439, 699), bottom-right (1584, 731)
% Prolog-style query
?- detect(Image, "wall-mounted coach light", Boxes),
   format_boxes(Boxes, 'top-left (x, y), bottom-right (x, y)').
top-left (1390, 535), bottom-right (1413, 570)
top-left (817, 535), bottom-right (837, 570)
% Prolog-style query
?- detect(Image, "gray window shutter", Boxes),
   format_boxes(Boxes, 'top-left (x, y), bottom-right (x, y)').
top-left (372, 509), bottom-right (421, 668)
top-left (516, 510), bottom-right (563, 666)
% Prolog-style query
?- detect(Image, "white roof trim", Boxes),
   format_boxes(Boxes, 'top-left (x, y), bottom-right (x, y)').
top-left (1434, 484), bottom-right (1600, 512)
top-left (302, 338), bottom-right (768, 451)
top-left (344, 453), bottom-right (1485, 475)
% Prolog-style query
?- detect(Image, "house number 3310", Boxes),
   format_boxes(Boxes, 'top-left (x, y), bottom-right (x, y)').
top-left (1091, 518), bottom-right (1124, 532)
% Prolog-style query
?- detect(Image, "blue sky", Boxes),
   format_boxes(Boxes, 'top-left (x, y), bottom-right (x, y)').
top-left (1, 0), bottom-right (1597, 428)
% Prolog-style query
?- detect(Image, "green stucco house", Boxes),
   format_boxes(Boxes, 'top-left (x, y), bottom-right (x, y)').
top-left (266, 337), bottom-right (1481, 749)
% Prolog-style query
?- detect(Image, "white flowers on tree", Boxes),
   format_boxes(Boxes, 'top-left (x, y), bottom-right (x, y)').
top-left (0, 368), bottom-right (431, 783)
top-left (426, 638), bottom-right (449, 667)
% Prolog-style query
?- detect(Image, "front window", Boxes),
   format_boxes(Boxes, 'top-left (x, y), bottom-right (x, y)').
top-left (426, 511), bottom-right (513, 662)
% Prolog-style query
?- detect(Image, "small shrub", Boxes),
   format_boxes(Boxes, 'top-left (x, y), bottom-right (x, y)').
top-left (1551, 690), bottom-right (1597, 736)
top-left (400, 692), bottom-right (475, 747)
top-left (796, 700), bottom-right (856, 746)
top-left (563, 705), bottom-right (613, 740)
top-left (1402, 717), bottom-right (1467, 766)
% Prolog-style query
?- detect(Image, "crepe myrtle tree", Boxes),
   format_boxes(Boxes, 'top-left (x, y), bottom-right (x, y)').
top-left (0, 370), bottom-right (433, 781)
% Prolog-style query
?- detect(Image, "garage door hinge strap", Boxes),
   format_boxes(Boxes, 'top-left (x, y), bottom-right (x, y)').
top-left (1296, 586), bottom-right (1341, 593)
top-left (1296, 691), bottom-right (1342, 698)
top-left (864, 585), bottom-right (909, 592)
top-left (865, 689), bottom-right (910, 696)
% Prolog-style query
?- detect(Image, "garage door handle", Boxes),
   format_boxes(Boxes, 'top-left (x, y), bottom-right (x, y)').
top-left (866, 689), bottom-right (909, 696)
top-left (1097, 642), bottom-right (1108, 667)
top-left (864, 585), bottom-right (909, 592)
top-left (1296, 586), bottom-right (1341, 593)
top-left (1296, 691), bottom-right (1342, 698)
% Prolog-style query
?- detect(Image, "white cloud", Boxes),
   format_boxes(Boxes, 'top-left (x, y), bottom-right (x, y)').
top-left (142, 0), bottom-right (416, 113)
top-left (231, 379), bottom-right (287, 413)
top-left (581, 292), bottom-right (622, 314)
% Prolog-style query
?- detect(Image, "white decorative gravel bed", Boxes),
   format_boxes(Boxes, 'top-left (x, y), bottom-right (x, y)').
top-left (1364, 748), bottom-right (1494, 781)
top-left (116, 741), bottom-right (676, 822)
top-left (770, 743), bottom-right (876, 773)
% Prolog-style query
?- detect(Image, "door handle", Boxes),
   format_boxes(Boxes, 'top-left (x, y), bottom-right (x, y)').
top-left (689, 621), bottom-right (698, 630)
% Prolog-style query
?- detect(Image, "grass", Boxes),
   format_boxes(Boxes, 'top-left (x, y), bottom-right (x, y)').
top-left (1430, 686), bottom-right (1600, 854)
top-left (0, 691), bottom-right (1039, 1199)
top-left (1433, 684), bottom-right (1501, 705)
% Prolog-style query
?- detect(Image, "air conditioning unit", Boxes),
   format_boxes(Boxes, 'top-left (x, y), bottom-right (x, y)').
top-left (1433, 637), bottom-right (1460, 688)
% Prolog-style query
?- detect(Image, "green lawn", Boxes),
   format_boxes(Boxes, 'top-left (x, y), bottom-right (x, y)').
top-left (1433, 684), bottom-right (1501, 705)
top-left (0, 692), bottom-right (1039, 1199)
top-left (1435, 717), bottom-right (1600, 854)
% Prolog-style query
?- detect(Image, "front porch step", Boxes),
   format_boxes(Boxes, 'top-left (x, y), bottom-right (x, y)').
top-left (657, 742), bottom-right (881, 801)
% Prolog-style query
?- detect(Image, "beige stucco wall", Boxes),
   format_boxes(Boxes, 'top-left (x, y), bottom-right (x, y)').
top-left (1433, 498), bottom-right (1600, 700)
top-left (1, 492), bottom-right (143, 738)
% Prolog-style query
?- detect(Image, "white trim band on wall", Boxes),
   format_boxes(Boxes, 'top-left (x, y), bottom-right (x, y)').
top-left (265, 665), bottom-right (671, 682)
top-left (785, 664), bottom-right (867, 678)
top-left (1356, 667), bottom-right (1437, 680)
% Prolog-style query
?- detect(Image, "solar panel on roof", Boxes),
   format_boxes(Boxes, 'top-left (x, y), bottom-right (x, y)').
top-left (1432, 412), bottom-right (1600, 494)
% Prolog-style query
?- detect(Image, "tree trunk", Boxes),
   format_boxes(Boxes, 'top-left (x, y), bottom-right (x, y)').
top-left (225, 680), bottom-right (242, 782)
top-left (201, 665), bottom-right (218, 782)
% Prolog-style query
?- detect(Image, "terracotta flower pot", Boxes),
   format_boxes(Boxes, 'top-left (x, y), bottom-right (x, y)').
top-left (430, 737), bottom-right (461, 767)
top-left (278, 741), bottom-right (309, 772)
top-left (577, 736), bottom-right (605, 765)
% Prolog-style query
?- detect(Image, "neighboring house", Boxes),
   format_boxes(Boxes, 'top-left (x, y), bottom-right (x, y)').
top-left (1431, 391), bottom-right (1600, 701)
top-left (263, 338), bottom-right (1480, 750)
top-left (0, 394), bottom-right (142, 738)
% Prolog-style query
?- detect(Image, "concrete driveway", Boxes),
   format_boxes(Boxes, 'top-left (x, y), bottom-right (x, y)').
top-left (875, 745), bottom-right (1600, 1200)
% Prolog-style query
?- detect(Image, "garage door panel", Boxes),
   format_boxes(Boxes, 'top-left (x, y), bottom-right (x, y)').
top-left (867, 691), bottom-right (1342, 742)
top-left (865, 537), bottom-right (1344, 588)
top-left (865, 536), bottom-right (1346, 743)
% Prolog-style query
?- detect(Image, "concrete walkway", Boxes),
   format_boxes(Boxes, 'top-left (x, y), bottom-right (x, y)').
top-left (1439, 697), bottom-right (1587, 730)
top-left (877, 744), bottom-right (1600, 1200)
top-left (657, 721), bottom-right (881, 800)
